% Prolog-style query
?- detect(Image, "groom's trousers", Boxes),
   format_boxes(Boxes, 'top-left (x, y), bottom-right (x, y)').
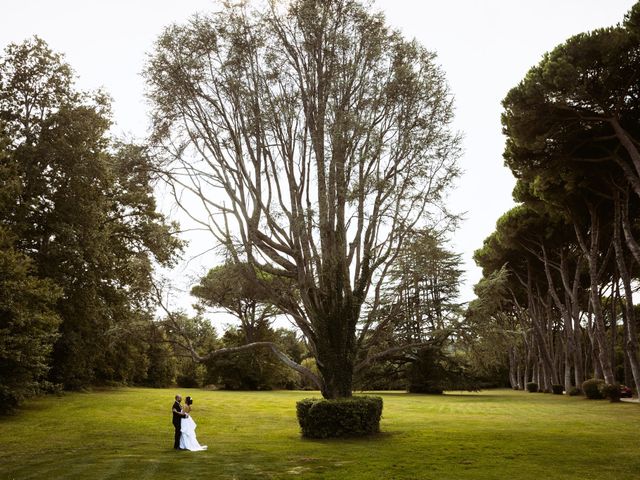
top-left (173, 423), bottom-right (181, 449)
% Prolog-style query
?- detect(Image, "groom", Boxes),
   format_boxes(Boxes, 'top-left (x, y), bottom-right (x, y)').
top-left (172, 394), bottom-right (188, 449)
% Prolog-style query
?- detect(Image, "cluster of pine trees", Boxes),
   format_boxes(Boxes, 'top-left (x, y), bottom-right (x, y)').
top-left (469, 4), bottom-right (640, 395)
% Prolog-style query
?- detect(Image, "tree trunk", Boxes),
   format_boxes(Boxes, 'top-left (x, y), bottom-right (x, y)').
top-left (541, 245), bottom-right (574, 392)
top-left (317, 356), bottom-right (354, 399)
top-left (524, 341), bottom-right (531, 385)
top-left (573, 317), bottom-right (585, 388)
top-left (612, 195), bottom-right (640, 396)
top-left (588, 264), bottom-right (615, 384)
top-left (610, 118), bottom-right (640, 182)
top-left (620, 196), bottom-right (640, 265)
top-left (573, 207), bottom-right (616, 384)
top-left (517, 360), bottom-right (524, 390)
top-left (313, 303), bottom-right (359, 399)
top-left (508, 347), bottom-right (518, 389)
top-left (560, 252), bottom-right (585, 388)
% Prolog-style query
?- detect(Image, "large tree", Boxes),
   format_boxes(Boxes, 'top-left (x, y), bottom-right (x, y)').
top-left (0, 38), bottom-right (182, 389)
top-left (0, 128), bottom-right (61, 408)
top-left (146, 0), bottom-right (460, 398)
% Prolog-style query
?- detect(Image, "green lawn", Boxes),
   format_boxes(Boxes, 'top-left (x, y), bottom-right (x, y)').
top-left (1, 388), bottom-right (638, 479)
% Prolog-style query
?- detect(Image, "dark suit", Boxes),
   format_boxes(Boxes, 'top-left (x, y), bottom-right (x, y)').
top-left (172, 400), bottom-right (186, 449)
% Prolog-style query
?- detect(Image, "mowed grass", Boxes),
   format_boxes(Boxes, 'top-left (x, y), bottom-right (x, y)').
top-left (1, 388), bottom-right (639, 479)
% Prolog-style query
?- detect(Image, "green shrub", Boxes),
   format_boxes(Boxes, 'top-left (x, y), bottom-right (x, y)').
top-left (551, 384), bottom-right (564, 395)
top-left (568, 387), bottom-right (581, 396)
top-left (582, 378), bottom-right (605, 399)
top-left (296, 396), bottom-right (383, 439)
top-left (526, 382), bottom-right (538, 393)
top-left (599, 383), bottom-right (621, 402)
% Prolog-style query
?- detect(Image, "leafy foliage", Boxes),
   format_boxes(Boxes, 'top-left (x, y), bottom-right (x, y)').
top-left (143, 323), bottom-right (178, 388)
top-left (406, 346), bottom-right (479, 394)
top-left (0, 38), bottom-right (182, 393)
top-left (0, 227), bottom-right (61, 408)
top-left (205, 325), bottom-right (304, 390)
top-left (470, 2), bottom-right (640, 396)
top-left (163, 313), bottom-right (219, 388)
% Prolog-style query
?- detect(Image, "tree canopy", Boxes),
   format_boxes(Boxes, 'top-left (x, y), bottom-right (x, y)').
top-left (0, 37), bottom-right (182, 397)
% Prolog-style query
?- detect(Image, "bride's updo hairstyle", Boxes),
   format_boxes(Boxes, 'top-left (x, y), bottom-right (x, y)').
top-left (185, 396), bottom-right (193, 405)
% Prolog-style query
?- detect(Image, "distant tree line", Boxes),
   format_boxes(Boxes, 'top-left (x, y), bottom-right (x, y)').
top-left (468, 4), bottom-right (640, 395)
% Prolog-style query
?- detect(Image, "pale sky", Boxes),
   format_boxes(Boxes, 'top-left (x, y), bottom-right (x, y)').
top-left (1, 0), bottom-right (636, 309)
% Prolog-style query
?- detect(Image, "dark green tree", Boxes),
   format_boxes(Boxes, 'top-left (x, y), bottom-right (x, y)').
top-left (0, 228), bottom-right (61, 408)
top-left (206, 325), bottom-right (304, 390)
top-left (190, 263), bottom-right (309, 389)
top-left (0, 38), bottom-right (182, 389)
top-left (163, 313), bottom-right (219, 388)
top-left (389, 230), bottom-right (463, 341)
top-left (0, 126), bottom-right (61, 407)
top-left (191, 262), bottom-right (285, 342)
top-left (144, 322), bottom-right (178, 388)
top-left (499, 4), bottom-right (640, 387)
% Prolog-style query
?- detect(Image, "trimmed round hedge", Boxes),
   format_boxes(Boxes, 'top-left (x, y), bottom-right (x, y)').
top-left (296, 396), bottom-right (383, 439)
top-left (551, 384), bottom-right (564, 395)
top-left (582, 378), bottom-right (605, 399)
top-left (599, 383), bottom-right (621, 402)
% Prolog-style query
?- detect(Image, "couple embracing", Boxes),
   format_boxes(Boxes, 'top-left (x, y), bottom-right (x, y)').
top-left (172, 394), bottom-right (207, 451)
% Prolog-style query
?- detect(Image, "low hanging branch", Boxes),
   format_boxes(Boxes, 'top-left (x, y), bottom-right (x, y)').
top-left (354, 331), bottom-right (453, 373)
top-left (355, 342), bottom-right (436, 374)
top-left (153, 282), bottom-right (325, 391)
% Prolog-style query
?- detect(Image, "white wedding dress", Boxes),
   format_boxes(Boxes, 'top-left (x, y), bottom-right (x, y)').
top-left (179, 414), bottom-right (207, 451)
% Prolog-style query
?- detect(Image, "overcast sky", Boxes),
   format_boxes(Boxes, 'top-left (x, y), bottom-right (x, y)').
top-left (1, 0), bottom-right (636, 309)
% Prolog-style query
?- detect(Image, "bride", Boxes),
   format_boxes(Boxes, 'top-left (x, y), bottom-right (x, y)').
top-left (179, 396), bottom-right (208, 451)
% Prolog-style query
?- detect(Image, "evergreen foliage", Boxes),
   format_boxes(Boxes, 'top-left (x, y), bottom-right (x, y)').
top-left (406, 346), bottom-right (479, 394)
top-left (470, 3), bottom-right (640, 396)
top-left (205, 325), bottom-right (303, 390)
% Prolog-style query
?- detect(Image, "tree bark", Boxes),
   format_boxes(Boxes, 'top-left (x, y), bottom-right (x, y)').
top-left (541, 244), bottom-right (574, 391)
top-left (610, 118), bottom-right (640, 182)
top-left (613, 194), bottom-right (640, 395)
top-left (508, 347), bottom-right (518, 389)
top-left (573, 205), bottom-right (615, 384)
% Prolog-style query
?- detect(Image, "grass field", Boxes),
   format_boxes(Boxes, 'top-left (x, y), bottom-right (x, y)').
top-left (1, 388), bottom-right (639, 479)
